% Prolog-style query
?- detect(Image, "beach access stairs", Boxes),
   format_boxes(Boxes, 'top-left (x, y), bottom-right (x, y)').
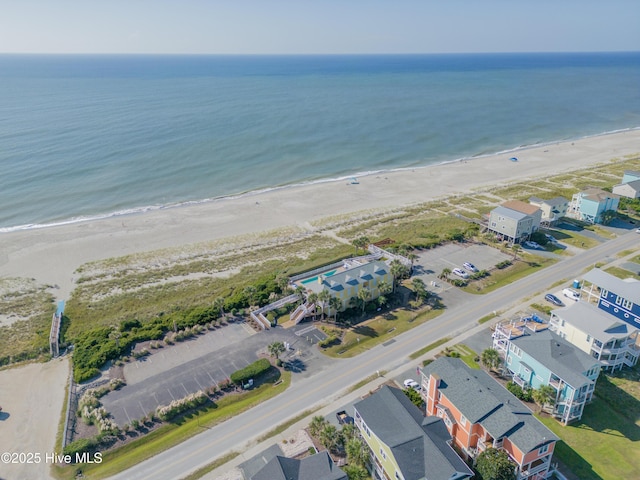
top-left (250, 293), bottom-right (300, 330)
top-left (50, 300), bottom-right (65, 357)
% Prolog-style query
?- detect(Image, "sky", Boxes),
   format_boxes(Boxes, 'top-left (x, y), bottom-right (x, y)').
top-left (2, 0), bottom-right (639, 55)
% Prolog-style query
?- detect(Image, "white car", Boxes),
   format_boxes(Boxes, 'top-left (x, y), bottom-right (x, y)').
top-left (562, 288), bottom-right (580, 301)
top-left (635, 228), bottom-right (640, 233)
top-left (463, 262), bottom-right (478, 272)
top-left (524, 241), bottom-right (541, 249)
top-left (452, 268), bottom-right (469, 279)
top-left (403, 379), bottom-right (420, 391)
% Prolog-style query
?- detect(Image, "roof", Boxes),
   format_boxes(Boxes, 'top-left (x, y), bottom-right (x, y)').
top-left (303, 260), bottom-right (389, 294)
top-left (579, 188), bottom-right (620, 202)
top-left (613, 179), bottom-right (640, 192)
top-left (624, 170), bottom-right (640, 178)
top-left (552, 301), bottom-right (636, 340)
top-left (510, 329), bottom-right (598, 389)
top-left (583, 268), bottom-right (640, 303)
top-left (354, 386), bottom-right (473, 480)
top-left (502, 200), bottom-right (541, 216)
top-left (421, 358), bottom-right (557, 455)
top-left (529, 196), bottom-right (568, 208)
top-left (491, 205), bottom-right (528, 221)
top-left (250, 451), bottom-right (347, 480)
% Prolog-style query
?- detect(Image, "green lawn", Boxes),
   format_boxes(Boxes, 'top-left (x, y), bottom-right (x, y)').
top-left (53, 370), bottom-right (291, 480)
top-left (605, 265), bottom-right (639, 280)
top-left (447, 344), bottom-right (480, 370)
top-left (321, 307), bottom-right (443, 358)
top-left (461, 256), bottom-right (556, 294)
top-left (547, 229), bottom-right (601, 249)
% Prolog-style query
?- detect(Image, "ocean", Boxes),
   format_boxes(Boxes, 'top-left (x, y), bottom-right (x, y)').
top-left (1, 52), bottom-right (639, 231)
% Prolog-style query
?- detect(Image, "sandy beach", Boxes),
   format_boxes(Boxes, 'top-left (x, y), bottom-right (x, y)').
top-left (1, 129), bottom-right (639, 300)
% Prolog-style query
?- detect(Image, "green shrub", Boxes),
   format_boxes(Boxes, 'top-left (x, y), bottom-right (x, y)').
top-left (63, 437), bottom-right (97, 456)
top-left (230, 358), bottom-right (271, 385)
top-left (506, 381), bottom-right (533, 402)
top-left (496, 260), bottom-right (512, 269)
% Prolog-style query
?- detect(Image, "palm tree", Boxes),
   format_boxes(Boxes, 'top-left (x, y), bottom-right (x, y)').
top-left (532, 385), bottom-right (557, 413)
top-left (294, 286), bottom-right (306, 305)
top-left (345, 437), bottom-right (368, 468)
top-left (307, 292), bottom-right (319, 320)
top-left (512, 244), bottom-right (521, 260)
top-left (243, 285), bottom-right (258, 307)
top-left (378, 280), bottom-right (392, 296)
top-left (213, 297), bottom-right (225, 319)
top-left (308, 415), bottom-right (328, 437)
top-left (411, 278), bottom-right (427, 301)
top-left (439, 268), bottom-right (451, 281)
top-left (390, 259), bottom-right (408, 291)
top-left (481, 348), bottom-right (501, 371)
top-left (275, 273), bottom-right (290, 294)
top-left (352, 236), bottom-right (369, 255)
top-left (318, 290), bottom-right (331, 320)
top-left (319, 424), bottom-right (340, 453)
top-left (268, 341), bottom-right (285, 361)
top-left (357, 287), bottom-right (371, 315)
top-left (407, 252), bottom-right (418, 267)
top-left (329, 296), bottom-right (341, 322)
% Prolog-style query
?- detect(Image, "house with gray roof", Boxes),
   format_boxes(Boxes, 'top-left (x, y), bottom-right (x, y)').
top-left (492, 325), bottom-right (601, 424)
top-left (247, 449), bottom-right (346, 480)
top-left (549, 301), bottom-right (639, 371)
top-left (487, 200), bottom-right (542, 244)
top-left (528, 196), bottom-right (569, 225)
top-left (353, 385), bottom-right (473, 480)
top-left (421, 357), bottom-right (558, 480)
top-left (613, 179), bottom-right (640, 199)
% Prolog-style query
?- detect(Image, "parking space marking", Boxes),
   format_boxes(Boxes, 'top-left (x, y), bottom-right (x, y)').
top-left (123, 407), bottom-right (132, 423)
top-left (181, 383), bottom-right (189, 395)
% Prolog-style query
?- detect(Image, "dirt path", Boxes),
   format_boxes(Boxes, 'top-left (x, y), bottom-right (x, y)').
top-left (0, 358), bottom-right (70, 480)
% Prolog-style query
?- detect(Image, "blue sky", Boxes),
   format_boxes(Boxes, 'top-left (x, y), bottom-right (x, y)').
top-left (2, 1), bottom-right (639, 54)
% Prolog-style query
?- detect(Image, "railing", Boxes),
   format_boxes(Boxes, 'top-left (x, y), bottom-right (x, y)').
top-left (368, 244), bottom-right (411, 267)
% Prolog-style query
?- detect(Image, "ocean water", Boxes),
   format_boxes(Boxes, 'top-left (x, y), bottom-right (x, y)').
top-left (1, 52), bottom-right (640, 231)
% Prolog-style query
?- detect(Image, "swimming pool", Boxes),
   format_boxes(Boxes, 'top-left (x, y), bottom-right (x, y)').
top-left (300, 269), bottom-right (338, 285)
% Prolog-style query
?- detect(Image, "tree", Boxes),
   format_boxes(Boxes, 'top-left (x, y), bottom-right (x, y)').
top-left (512, 244), bottom-right (521, 261)
top-left (345, 437), bottom-right (368, 468)
top-left (343, 465), bottom-right (369, 480)
top-left (481, 348), bottom-right (501, 372)
top-left (307, 292), bottom-right (319, 320)
top-left (357, 287), bottom-right (371, 315)
top-left (319, 424), bottom-right (340, 453)
top-left (275, 273), bottom-right (290, 293)
top-left (411, 278), bottom-right (427, 302)
top-left (476, 447), bottom-right (516, 480)
top-left (407, 252), bottom-right (418, 267)
top-left (243, 285), bottom-right (258, 307)
top-left (601, 209), bottom-right (617, 225)
top-left (308, 415), bottom-right (328, 437)
top-left (378, 280), bottom-right (392, 296)
top-left (352, 236), bottom-right (369, 255)
top-left (329, 297), bottom-right (341, 322)
top-left (318, 289), bottom-right (331, 320)
top-left (213, 297), bottom-right (225, 319)
top-left (294, 286), bottom-right (306, 305)
top-left (267, 341), bottom-right (285, 361)
top-left (532, 385), bottom-right (556, 413)
top-left (439, 268), bottom-right (451, 281)
top-left (390, 259), bottom-right (409, 291)
top-left (403, 387), bottom-right (424, 409)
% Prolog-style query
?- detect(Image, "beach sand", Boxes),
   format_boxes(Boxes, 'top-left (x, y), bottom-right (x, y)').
top-left (0, 358), bottom-right (70, 480)
top-left (0, 129), bottom-right (639, 300)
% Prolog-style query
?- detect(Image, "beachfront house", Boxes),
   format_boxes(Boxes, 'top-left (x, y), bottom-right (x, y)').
top-left (612, 170), bottom-right (640, 199)
top-left (528, 196), bottom-right (569, 226)
top-left (421, 357), bottom-right (558, 480)
top-left (492, 325), bottom-right (601, 424)
top-left (567, 188), bottom-right (620, 224)
top-left (580, 268), bottom-right (640, 331)
top-left (548, 301), bottom-right (639, 371)
top-left (487, 200), bottom-right (542, 244)
top-left (248, 450), bottom-right (347, 480)
top-left (353, 385), bottom-right (473, 480)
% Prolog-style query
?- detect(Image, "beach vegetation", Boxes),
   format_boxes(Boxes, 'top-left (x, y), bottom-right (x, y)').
top-left (229, 358), bottom-right (271, 385)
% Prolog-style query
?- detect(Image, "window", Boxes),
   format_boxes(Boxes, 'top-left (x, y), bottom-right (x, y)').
top-left (622, 298), bottom-right (632, 309)
top-left (491, 222), bottom-right (496, 227)
top-left (601, 289), bottom-right (608, 298)
top-left (379, 448), bottom-right (386, 460)
top-left (510, 344), bottom-right (522, 357)
top-left (538, 444), bottom-right (549, 455)
top-left (615, 296), bottom-right (623, 306)
top-left (586, 335), bottom-right (591, 343)
top-left (460, 414), bottom-right (467, 426)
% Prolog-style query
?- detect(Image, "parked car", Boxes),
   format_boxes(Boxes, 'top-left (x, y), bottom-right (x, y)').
top-left (336, 410), bottom-right (354, 425)
top-left (462, 262), bottom-right (478, 272)
top-left (545, 294), bottom-right (564, 307)
top-left (635, 228), bottom-right (640, 233)
top-left (524, 241), bottom-right (542, 249)
top-left (403, 379), bottom-right (420, 391)
top-left (563, 288), bottom-right (580, 301)
top-left (545, 234), bottom-right (558, 243)
top-left (452, 268), bottom-right (469, 279)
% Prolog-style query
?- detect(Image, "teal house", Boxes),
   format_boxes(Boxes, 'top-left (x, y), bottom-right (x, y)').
top-left (493, 324), bottom-right (601, 424)
top-left (568, 188), bottom-right (620, 224)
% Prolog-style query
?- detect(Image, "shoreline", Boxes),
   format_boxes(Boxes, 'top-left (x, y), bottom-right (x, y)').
top-left (1, 128), bottom-right (639, 300)
top-left (2, 126), bottom-right (638, 234)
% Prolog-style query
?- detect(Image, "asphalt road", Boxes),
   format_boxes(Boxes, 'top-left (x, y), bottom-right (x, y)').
top-left (108, 231), bottom-right (639, 480)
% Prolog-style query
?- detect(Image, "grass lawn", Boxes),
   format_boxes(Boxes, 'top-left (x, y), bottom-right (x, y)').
top-left (538, 398), bottom-right (639, 480)
top-left (461, 256), bottom-right (556, 294)
top-left (446, 344), bottom-right (480, 370)
top-left (52, 370), bottom-right (291, 480)
top-left (321, 307), bottom-right (444, 358)
top-left (409, 337), bottom-right (451, 360)
top-left (547, 229), bottom-right (601, 250)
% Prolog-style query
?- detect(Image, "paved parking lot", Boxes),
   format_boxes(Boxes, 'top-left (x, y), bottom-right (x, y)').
top-left (101, 323), bottom-right (332, 425)
top-left (412, 243), bottom-right (511, 291)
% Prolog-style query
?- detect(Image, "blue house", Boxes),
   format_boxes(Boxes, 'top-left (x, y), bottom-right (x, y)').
top-left (581, 268), bottom-right (640, 330)
top-left (621, 170), bottom-right (640, 184)
top-left (493, 323), bottom-right (601, 424)
top-left (568, 188), bottom-right (620, 224)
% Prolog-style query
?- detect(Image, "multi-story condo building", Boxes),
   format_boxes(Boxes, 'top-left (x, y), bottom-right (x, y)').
top-left (549, 301), bottom-right (639, 371)
top-left (421, 357), bottom-right (558, 480)
top-left (353, 385), bottom-right (473, 480)
top-left (493, 323), bottom-right (601, 424)
top-left (581, 268), bottom-right (640, 331)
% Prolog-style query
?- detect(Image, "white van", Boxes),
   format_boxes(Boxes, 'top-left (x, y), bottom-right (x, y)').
top-left (562, 288), bottom-right (580, 301)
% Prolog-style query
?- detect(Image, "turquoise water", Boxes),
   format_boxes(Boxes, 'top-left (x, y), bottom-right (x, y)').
top-left (300, 269), bottom-right (338, 285)
top-left (1, 53), bottom-right (640, 230)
